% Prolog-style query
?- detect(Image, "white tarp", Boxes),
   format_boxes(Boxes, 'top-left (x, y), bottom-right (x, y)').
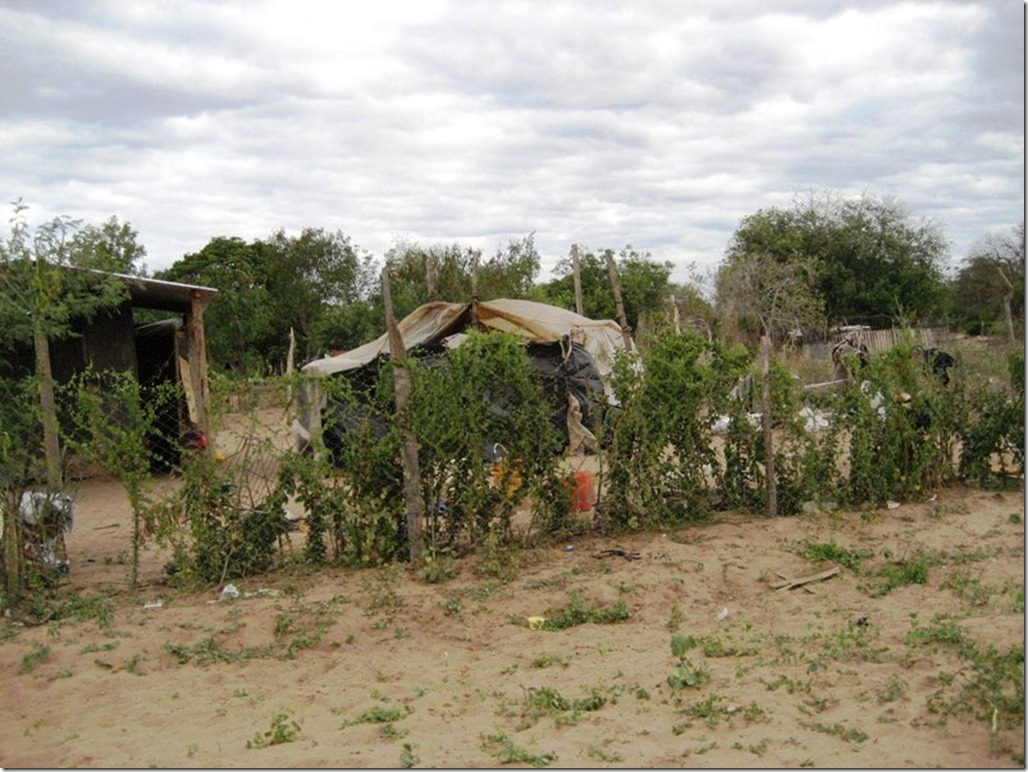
top-left (301, 299), bottom-right (629, 381)
top-left (296, 299), bottom-right (631, 450)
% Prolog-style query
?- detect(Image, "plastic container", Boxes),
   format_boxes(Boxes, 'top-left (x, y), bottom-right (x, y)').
top-left (569, 470), bottom-right (596, 512)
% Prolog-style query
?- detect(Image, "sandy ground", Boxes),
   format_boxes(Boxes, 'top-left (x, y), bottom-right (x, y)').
top-left (0, 466), bottom-right (1024, 769)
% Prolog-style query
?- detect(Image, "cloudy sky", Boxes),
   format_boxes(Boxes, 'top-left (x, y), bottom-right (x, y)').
top-left (1, 0), bottom-right (1023, 283)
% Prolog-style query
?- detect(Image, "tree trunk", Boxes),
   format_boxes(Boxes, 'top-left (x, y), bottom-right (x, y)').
top-left (761, 334), bottom-right (778, 517)
top-left (382, 267), bottom-right (425, 562)
top-left (33, 324), bottom-right (63, 489)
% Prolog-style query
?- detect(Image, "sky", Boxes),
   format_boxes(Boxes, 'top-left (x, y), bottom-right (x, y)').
top-left (1, 0), bottom-right (1023, 284)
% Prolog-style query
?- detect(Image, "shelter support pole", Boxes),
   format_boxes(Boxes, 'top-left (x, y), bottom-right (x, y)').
top-left (33, 325), bottom-right (63, 489)
top-left (184, 291), bottom-right (213, 441)
top-left (382, 267), bottom-right (425, 562)
top-left (604, 249), bottom-right (634, 350)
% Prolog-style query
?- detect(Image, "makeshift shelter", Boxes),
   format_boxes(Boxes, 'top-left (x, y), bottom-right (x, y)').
top-left (1, 272), bottom-right (218, 471)
top-left (297, 299), bottom-right (631, 455)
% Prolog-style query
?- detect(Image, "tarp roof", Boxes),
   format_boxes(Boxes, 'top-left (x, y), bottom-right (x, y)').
top-left (302, 299), bottom-right (630, 379)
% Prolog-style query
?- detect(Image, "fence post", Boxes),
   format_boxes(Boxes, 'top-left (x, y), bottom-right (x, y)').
top-left (761, 333), bottom-right (778, 517)
top-left (571, 244), bottom-right (584, 316)
top-left (382, 266), bottom-right (425, 562)
top-left (604, 249), bottom-right (634, 350)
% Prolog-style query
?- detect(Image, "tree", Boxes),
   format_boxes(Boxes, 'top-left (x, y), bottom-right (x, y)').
top-left (0, 202), bottom-right (127, 599)
top-left (539, 246), bottom-right (673, 329)
top-left (259, 228), bottom-right (378, 365)
top-left (68, 216), bottom-right (148, 275)
top-left (725, 192), bottom-right (949, 328)
top-left (381, 234), bottom-right (542, 318)
top-left (951, 223), bottom-right (1025, 339)
top-left (157, 237), bottom-right (274, 374)
top-left (715, 250), bottom-right (824, 517)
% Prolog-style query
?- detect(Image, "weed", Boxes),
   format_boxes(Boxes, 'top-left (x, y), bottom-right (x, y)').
top-left (481, 731), bottom-right (556, 768)
top-left (667, 660), bottom-right (710, 690)
top-left (342, 705), bottom-right (406, 727)
top-left (537, 590), bottom-right (629, 630)
top-left (530, 654), bottom-right (565, 669)
top-left (802, 540), bottom-right (871, 571)
top-left (18, 643), bottom-right (51, 674)
top-left (802, 721), bottom-right (868, 744)
top-left (871, 549), bottom-right (938, 597)
top-left (399, 742), bottom-right (419, 768)
top-left (667, 605), bottom-right (685, 631)
top-left (877, 676), bottom-right (908, 704)
top-left (247, 710), bottom-right (301, 748)
top-left (415, 556), bottom-right (457, 584)
top-left (681, 693), bottom-right (726, 729)
top-left (380, 723), bottom-right (409, 741)
top-left (587, 743), bottom-right (624, 762)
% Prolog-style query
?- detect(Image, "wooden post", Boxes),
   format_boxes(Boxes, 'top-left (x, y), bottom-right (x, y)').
top-left (426, 252), bottom-right (437, 302)
top-left (286, 327), bottom-right (296, 374)
top-left (469, 249), bottom-right (480, 299)
top-left (670, 294), bottom-right (680, 334)
top-left (186, 291), bottom-right (213, 439)
top-left (604, 249), bottom-right (633, 350)
top-left (33, 325), bottom-right (63, 489)
top-left (571, 244), bottom-right (584, 316)
top-left (760, 333), bottom-right (778, 517)
top-left (382, 266), bottom-right (425, 562)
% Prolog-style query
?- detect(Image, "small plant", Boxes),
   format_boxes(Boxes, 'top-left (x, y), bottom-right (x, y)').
top-left (536, 590), bottom-right (630, 631)
top-left (668, 634), bottom-right (709, 690)
top-left (399, 742), bottom-right (419, 768)
top-left (342, 705), bottom-right (407, 727)
top-left (18, 642), bottom-right (51, 674)
top-left (247, 710), bottom-right (302, 748)
top-left (481, 731), bottom-right (556, 768)
top-left (802, 721), bottom-right (868, 744)
top-left (802, 540), bottom-right (871, 572)
top-left (871, 550), bottom-right (938, 597)
top-left (877, 676), bottom-right (909, 704)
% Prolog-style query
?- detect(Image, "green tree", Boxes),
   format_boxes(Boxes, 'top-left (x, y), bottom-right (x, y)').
top-left (157, 237), bottom-right (274, 374)
top-left (68, 216), bottom-right (148, 275)
top-left (0, 203), bottom-right (127, 600)
top-left (725, 192), bottom-right (949, 328)
top-left (259, 228), bottom-right (378, 365)
top-left (951, 223), bottom-right (1024, 339)
top-left (539, 246), bottom-right (673, 329)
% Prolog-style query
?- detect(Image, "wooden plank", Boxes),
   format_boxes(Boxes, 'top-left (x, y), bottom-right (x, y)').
top-left (769, 566), bottom-right (840, 590)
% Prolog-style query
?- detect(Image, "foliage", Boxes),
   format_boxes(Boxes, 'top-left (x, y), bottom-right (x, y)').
top-left (603, 332), bottom-right (751, 527)
top-left (60, 370), bottom-right (178, 587)
top-left (723, 191), bottom-right (949, 328)
top-left (539, 246), bottom-right (673, 330)
top-left (67, 216), bottom-right (148, 275)
top-left (959, 352), bottom-right (1024, 486)
top-left (950, 223), bottom-right (1024, 337)
top-left (538, 590), bottom-right (630, 630)
top-left (247, 710), bottom-right (302, 748)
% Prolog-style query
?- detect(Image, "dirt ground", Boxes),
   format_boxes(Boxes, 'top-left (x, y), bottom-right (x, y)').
top-left (0, 466), bottom-right (1024, 769)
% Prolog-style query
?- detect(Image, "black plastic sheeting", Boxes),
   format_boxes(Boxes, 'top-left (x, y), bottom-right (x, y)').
top-left (320, 336), bottom-right (608, 462)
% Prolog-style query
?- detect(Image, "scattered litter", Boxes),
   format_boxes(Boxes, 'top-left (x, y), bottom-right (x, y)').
top-left (726, 704), bottom-right (739, 714)
top-left (564, 545), bottom-right (575, 552)
top-left (886, 501), bottom-right (901, 509)
top-left (526, 616), bottom-right (546, 630)
top-left (855, 616), bottom-right (870, 627)
top-left (716, 607), bottom-right (730, 622)
top-left (143, 601), bottom-right (162, 611)
top-left (219, 584), bottom-right (240, 601)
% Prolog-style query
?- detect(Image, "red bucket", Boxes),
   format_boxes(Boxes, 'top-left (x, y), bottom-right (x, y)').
top-left (569, 470), bottom-right (596, 512)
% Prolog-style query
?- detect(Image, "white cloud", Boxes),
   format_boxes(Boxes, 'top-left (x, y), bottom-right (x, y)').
top-left (0, 0), bottom-right (1021, 282)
